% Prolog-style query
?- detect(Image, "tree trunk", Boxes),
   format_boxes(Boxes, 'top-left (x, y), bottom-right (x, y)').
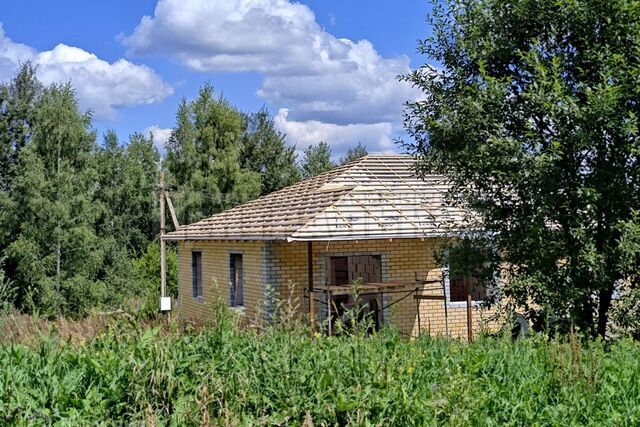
top-left (575, 293), bottom-right (595, 337)
top-left (597, 283), bottom-right (615, 338)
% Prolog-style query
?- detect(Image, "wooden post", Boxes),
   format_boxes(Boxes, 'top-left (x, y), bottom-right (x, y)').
top-left (466, 277), bottom-right (473, 342)
top-left (307, 241), bottom-right (315, 329)
top-left (159, 171), bottom-right (168, 309)
top-left (165, 193), bottom-right (180, 230)
top-left (327, 289), bottom-right (332, 336)
top-left (439, 273), bottom-right (450, 339)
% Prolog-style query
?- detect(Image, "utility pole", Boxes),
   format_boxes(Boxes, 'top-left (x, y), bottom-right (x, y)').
top-left (159, 170), bottom-right (170, 312)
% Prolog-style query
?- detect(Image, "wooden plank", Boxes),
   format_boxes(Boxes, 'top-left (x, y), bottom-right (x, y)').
top-left (413, 295), bottom-right (445, 301)
top-left (165, 192), bottom-right (180, 230)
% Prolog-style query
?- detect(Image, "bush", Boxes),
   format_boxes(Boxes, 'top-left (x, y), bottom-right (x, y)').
top-left (0, 256), bottom-right (15, 309)
top-left (131, 241), bottom-right (178, 298)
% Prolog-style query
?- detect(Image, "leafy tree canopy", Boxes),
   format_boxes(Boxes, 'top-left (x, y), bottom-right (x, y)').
top-left (165, 84), bottom-right (262, 223)
top-left (0, 64), bottom-right (164, 318)
top-left (301, 141), bottom-right (335, 178)
top-left (340, 142), bottom-right (368, 165)
top-left (0, 62), bottom-right (41, 192)
top-left (241, 107), bottom-right (300, 195)
top-left (403, 0), bottom-right (640, 337)
top-left (6, 82), bottom-right (103, 316)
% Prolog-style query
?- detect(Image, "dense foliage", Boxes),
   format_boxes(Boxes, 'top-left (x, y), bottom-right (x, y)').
top-left (403, 0), bottom-right (640, 337)
top-left (0, 65), bottom-right (172, 318)
top-left (1, 313), bottom-right (639, 425)
top-left (164, 85), bottom-right (261, 223)
top-left (0, 65), bottom-right (350, 318)
top-left (301, 141), bottom-right (335, 178)
top-left (165, 84), bottom-right (302, 224)
top-left (241, 108), bottom-right (301, 195)
top-left (340, 142), bottom-right (369, 165)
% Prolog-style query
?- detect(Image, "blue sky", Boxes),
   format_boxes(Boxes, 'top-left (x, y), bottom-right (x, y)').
top-left (0, 0), bottom-right (432, 158)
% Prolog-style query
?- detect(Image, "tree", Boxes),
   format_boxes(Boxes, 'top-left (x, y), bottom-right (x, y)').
top-left (165, 84), bottom-right (261, 224)
top-left (0, 62), bottom-right (41, 192)
top-left (93, 131), bottom-right (160, 306)
top-left (0, 63), bottom-right (41, 265)
top-left (340, 142), bottom-right (368, 165)
top-left (301, 142), bottom-right (335, 178)
top-left (403, 0), bottom-right (640, 337)
top-left (95, 130), bottom-right (159, 255)
top-left (241, 107), bottom-right (300, 195)
top-left (5, 82), bottom-right (104, 317)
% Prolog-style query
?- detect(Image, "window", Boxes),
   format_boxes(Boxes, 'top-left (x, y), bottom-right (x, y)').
top-left (330, 256), bottom-right (349, 285)
top-left (230, 254), bottom-right (244, 307)
top-left (328, 255), bottom-right (381, 285)
top-left (327, 255), bottom-right (383, 333)
top-left (191, 251), bottom-right (202, 299)
top-left (450, 275), bottom-right (487, 302)
top-left (444, 265), bottom-right (487, 305)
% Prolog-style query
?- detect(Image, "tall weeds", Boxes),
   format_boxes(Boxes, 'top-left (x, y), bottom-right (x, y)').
top-left (1, 300), bottom-right (639, 425)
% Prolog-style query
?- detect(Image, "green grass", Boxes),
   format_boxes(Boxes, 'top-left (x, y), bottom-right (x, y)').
top-left (1, 310), bottom-right (639, 426)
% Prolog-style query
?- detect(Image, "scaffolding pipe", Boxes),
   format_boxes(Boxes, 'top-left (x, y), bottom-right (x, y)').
top-left (307, 241), bottom-right (315, 330)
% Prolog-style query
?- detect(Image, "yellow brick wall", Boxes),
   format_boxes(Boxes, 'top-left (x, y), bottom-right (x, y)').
top-left (272, 239), bottom-right (497, 339)
top-left (177, 240), bottom-right (265, 322)
top-left (176, 238), bottom-right (498, 339)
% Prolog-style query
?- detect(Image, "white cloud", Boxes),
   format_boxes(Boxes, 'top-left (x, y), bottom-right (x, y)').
top-left (258, 40), bottom-right (412, 125)
top-left (122, 0), bottom-right (418, 144)
top-left (122, 0), bottom-right (329, 74)
top-left (144, 125), bottom-right (172, 152)
top-left (274, 108), bottom-right (395, 156)
top-left (0, 23), bottom-right (172, 120)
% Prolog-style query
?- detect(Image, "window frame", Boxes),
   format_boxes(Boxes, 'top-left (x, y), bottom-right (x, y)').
top-left (327, 254), bottom-right (382, 286)
top-left (229, 253), bottom-right (244, 308)
top-left (191, 250), bottom-right (203, 301)
top-left (442, 263), bottom-right (489, 308)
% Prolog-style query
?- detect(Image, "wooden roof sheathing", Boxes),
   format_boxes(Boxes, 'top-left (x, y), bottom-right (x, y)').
top-left (164, 155), bottom-right (471, 241)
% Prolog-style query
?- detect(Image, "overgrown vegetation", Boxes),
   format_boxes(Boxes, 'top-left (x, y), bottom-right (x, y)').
top-left (1, 304), bottom-right (639, 426)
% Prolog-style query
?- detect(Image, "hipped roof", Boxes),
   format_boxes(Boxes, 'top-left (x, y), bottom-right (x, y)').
top-left (164, 155), bottom-right (471, 242)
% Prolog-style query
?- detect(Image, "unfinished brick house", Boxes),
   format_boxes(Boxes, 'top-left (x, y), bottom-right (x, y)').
top-left (164, 155), bottom-right (495, 339)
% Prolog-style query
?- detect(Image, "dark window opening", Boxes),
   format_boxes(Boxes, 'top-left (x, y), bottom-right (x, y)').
top-left (328, 255), bottom-right (382, 286)
top-left (450, 275), bottom-right (487, 303)
top-left (330, 256), bottom-right (349, 285)
top-left (230, 254), bottom-right (244, 307)
top-left (191, 251), bottom-right (202, 299)
top-left (327, 254), bottom-right (383, 333)
top-left (329, 294), bottom-right (381, 334)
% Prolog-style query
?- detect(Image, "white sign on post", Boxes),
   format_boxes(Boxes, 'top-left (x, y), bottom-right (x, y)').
top-left (160, 297), bottom-right (171, 311)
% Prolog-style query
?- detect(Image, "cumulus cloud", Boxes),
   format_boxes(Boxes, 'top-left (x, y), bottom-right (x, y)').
top-left (274, 108), bottom-right (394, 156)
top-left (144, 125), bottom-right (172, 152)
top-left (0, 24), bottom-right (172, 120)
top-left (122, 0), bottom-right (419, 148)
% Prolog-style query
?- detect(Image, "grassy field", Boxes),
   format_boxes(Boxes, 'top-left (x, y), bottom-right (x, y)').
top-left (1, 307), bottom-right (639, 426)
